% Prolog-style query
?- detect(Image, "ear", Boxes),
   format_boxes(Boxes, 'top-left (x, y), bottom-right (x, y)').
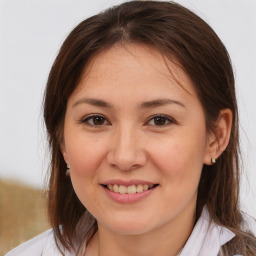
top-left (203, 109), bottom-right (232, 165)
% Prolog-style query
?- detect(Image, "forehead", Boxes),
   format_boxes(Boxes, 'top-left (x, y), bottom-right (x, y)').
top-left (72, 43), bottom-right (197, 101)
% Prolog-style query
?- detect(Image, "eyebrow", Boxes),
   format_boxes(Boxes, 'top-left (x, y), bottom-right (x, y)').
top-left (139, 98), bottom-right (185, 109)
top-left (73, 98), bottom-right (185, 109)
top-left (73, 98), bottom-right (113, 108)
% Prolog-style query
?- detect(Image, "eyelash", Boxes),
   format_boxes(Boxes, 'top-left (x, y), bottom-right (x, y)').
top-left (81, 114), bottom-right (109, 127)
top-left (146, 114), bottom-right (176, 126)
top-left (81, 114), bottom-right (176, 127)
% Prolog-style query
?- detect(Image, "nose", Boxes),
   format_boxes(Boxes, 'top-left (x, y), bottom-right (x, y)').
top-left (107, 125), bottom-right (147, 171)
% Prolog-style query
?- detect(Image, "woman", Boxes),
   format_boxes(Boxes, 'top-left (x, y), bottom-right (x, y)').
top-left (6, 1), bottom-right (256, 255)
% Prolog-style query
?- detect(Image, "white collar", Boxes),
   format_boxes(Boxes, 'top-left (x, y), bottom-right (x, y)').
top-left (180, 206), bottom-right (235, 256)
top-left (6, 207), bottom-right (236, 256)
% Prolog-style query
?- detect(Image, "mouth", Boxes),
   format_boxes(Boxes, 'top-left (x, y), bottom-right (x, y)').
top-left (101, 184), bottom-right (159, 194)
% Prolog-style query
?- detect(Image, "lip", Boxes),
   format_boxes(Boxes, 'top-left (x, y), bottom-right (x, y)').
top-left (100, 181), bottom-right (159, 204)
top-left (101, 179), bottom-right (155, 186)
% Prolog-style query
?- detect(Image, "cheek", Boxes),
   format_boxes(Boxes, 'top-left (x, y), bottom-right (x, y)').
top-left (65, 134), bottom-right (106, 177)
top-left (149, 129), bottom-right (207, 185)
top-left (65, 136), bottom-right (107, 210)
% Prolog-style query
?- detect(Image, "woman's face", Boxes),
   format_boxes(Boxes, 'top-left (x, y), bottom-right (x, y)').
top-left (62, 44), bottom-right (212, 235)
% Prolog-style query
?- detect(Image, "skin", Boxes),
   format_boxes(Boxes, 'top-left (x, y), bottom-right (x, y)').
top-left (62, 44), bottom-right (232, 256)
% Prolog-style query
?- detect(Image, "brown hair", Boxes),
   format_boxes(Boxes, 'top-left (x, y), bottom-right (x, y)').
top-left (43, 1), bottom-right (256, 255)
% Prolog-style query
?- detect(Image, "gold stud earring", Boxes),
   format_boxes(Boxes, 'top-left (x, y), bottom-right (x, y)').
top-left (211, 158), bottom-right (216, 164)
top-left (66, 164), bottom-right (70, 176)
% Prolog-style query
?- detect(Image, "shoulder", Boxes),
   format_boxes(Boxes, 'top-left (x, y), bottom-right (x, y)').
top-left (4, 229), bottom-right (65, 256)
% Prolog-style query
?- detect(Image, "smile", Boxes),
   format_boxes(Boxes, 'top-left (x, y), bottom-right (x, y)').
top-left (102, 184), bottom-right (159, 194)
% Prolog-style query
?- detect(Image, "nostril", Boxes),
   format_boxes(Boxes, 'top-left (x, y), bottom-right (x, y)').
top-left (107, 146), bottom-right (147, 171)
top-left (110, 163), bottom-right (141, 171)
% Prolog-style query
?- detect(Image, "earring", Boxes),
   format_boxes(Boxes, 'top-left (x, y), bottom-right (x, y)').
top-left (211, 158), bottom-right (216, 164)
top-left (66, 164), bottom-right (70, 176)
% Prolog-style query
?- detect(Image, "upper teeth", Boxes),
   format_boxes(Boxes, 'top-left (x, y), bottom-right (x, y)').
top-left (107, 184), bottom-right (154, 194)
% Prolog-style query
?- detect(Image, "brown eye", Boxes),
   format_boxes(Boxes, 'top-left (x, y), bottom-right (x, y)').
top-left (92, 116), bottom-right (105, 125)
top-left (82, 115), bottom-right (108, 126)
top-left (154, 116), bottom-right (167, 125)
top-left (147, 115), bottom-right (174, 126)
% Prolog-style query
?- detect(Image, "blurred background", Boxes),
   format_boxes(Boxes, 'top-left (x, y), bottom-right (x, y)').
top-left (0, 0), bottom-right (256, 254)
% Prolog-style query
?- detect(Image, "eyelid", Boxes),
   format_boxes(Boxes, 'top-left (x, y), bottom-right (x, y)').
top-left (145, 114), bottom-right (176, 126)
top-left (81, 114), bottom-right (110, 126)
top-left (80, 113), bottom-right (176, 127)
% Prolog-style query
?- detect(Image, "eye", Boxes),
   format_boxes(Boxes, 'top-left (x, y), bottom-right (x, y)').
top-left (147, 115), bottom-right (175, 126)
top-left (82, 115), bottom-right (109, 126)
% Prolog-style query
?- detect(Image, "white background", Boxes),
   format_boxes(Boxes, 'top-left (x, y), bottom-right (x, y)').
top-left (0, 0), bottom-right (255, 218)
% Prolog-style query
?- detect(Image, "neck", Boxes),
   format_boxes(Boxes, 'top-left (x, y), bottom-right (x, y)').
top-left (86, 204), bottom-right (196, 256)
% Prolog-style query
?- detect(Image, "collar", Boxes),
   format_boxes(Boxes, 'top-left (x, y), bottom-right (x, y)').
top-left (180, 206), bottom-right (235, 256)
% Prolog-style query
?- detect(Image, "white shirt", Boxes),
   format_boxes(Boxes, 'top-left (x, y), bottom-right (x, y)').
top-left (5, 207), bottom-right (242, 256)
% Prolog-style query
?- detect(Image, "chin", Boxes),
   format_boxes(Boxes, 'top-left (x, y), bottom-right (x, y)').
top-left (101, 216), bottom-right (157, 235)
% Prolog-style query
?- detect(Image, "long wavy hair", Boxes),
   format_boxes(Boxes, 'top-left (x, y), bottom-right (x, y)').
top-left (43, 1), bottom-right (256, 255)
